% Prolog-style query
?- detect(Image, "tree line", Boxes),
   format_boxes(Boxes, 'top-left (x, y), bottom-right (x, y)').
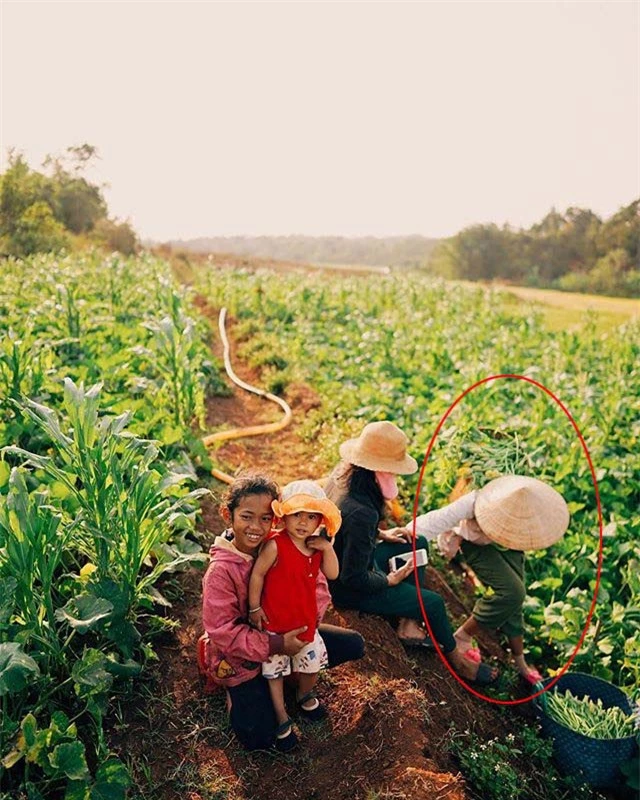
top-left (0, 145), bottom-right (137, 258)
top-left (2, 146), bottom-right (636, 298)
top-left (169, 201), bottom-right (638, 298)
top-left (429, 201), bottom-right (639, 297)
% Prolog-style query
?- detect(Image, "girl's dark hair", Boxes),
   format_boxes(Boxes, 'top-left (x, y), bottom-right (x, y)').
top-left (347, 465), bottom-right (384, 514)
top-left (222, 472), bottom-right (279, 515)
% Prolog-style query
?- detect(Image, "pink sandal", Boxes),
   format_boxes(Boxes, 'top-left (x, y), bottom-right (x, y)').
top-left (521, 667), bottom-right (543, 685)
top-left (454, 633), bottom-right (482, 663)
top-left (463, 647), bottom-right (482, 663)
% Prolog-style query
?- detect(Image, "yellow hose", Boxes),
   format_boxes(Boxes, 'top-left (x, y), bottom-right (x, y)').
top-left (202, 308), bottom-right (293, 484)
top-left (203, 310), bottom-right (407, 524)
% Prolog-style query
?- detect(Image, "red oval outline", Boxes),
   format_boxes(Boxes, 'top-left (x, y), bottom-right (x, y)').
top-left (410, 374), bottom-right (603, 705)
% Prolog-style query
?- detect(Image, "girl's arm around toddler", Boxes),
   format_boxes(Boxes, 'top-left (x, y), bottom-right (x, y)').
top-left (203, 561), bottom-right (275, 663)
top-left (248, 539), bottom-right (278, 630)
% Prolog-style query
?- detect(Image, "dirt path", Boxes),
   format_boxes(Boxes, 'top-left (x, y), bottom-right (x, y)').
top-left (111, 294), bottom-right (545, 800)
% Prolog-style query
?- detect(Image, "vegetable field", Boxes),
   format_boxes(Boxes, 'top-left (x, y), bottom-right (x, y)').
top-left (0, 253), bottom-right (222, 799)
top-left (197, 264), bottom-right (640, 691)
top-left (1, 251), bottom-right (638, 799)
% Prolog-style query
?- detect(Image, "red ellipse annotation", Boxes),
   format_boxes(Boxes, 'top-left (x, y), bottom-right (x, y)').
top-left (411, 374), bottom-right (603, 706)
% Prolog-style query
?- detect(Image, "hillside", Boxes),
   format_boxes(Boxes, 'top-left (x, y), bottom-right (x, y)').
top-left (161, 234), bottom-right (440, 268)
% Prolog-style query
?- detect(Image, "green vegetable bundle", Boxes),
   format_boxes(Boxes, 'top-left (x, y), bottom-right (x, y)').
top-left (441, 427), bottom-right (541, 490)
top-left (545, 689), bottom-right (636, 740)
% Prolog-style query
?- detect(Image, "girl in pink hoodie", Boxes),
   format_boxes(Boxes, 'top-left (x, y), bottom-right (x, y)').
top-left (201, 472), bottom-right (364, 751)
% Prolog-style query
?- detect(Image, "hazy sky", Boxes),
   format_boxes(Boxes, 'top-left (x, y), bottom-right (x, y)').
top-left (1, 1), bottom-right (638, 241)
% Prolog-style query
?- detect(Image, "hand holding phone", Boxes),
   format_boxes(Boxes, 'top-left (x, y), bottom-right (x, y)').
top-left (388, 548), bottom-right (429, 572)
top-left (387, 561), bottom-right (414, 586)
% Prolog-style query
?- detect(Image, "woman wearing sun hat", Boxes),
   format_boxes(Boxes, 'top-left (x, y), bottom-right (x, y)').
top-left (325, 421), bottom-right (499, 686)
top-left (391, 474), bottom-right (570, 684)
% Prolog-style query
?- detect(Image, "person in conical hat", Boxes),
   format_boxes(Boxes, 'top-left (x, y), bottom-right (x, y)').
top-left (390, 474), bottom-right (570, 684)
top-left (325, 421), bottom-right (499, 687)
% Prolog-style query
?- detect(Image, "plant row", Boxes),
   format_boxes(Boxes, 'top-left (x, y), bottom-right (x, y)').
top-left (0, 252), bottom-right (223, 799)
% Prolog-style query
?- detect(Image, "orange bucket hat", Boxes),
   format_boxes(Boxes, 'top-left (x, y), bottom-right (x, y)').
top-left (272, 479), bottom-right (342, 537)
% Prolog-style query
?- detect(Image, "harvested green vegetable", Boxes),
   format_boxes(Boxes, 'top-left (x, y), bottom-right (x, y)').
top-left (545, 689), bottom-right (636, 739)
top-left (440, 427), bottom-right (542, 490)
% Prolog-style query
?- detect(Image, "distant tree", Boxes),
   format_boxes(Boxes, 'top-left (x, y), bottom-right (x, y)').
top-left (556, 249), bottom-right (639, 297)
top-left (56, 177), bottom-right (107, 234)
top-left (0, 152), bottom-right (56, 240)
top-left (0, 145), bottom-right (135, 258)
top-left (562, 207), bottom-right (601, 269)
top-left (595, 200), bottom-right (639, 261)
top-left (44, 144), bottom-right (107, 233)
top-left (428, 239), bottom-right (457, 279)
top-left (426, 200), bottom-right (638, 297)
top-left (432, 224), bottom-right (511, 281)
top-left (93, 218), bottom-right (138, 255)
top-left (5, 200), bottom-right (68, 256)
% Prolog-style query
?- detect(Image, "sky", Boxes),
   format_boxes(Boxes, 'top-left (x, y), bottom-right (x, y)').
top-left (1, 1), bottom-right (638, 241)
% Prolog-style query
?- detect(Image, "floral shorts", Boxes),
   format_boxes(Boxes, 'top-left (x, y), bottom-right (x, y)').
top-left (262, 630), bottom-right (328, 679)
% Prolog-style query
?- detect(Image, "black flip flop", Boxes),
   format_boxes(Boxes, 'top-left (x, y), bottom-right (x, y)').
top-left (399, 636), bottom-right (435, 650)
top-left (466, 662), bottom-right (499, 687)
top-left (274, 719), bottom-right (299, 752)
top-left (297, 690), bottom-right (327, 722)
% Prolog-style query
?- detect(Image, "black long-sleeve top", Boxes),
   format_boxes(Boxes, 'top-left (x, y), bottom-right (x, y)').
top-left (326, 483), bottom-right (389, 607)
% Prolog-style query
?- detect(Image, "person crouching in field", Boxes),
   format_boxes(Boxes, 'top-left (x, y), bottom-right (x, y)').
top-left (200, 473), bottom-right (364, 752)
top-left (248, 480), bottom-right (341, 752)
top-left (389, 475), bottom-right (570, 684)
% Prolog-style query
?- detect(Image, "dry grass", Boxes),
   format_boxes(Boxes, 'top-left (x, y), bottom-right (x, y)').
top-left (492, 284), bottom-right (638, 333)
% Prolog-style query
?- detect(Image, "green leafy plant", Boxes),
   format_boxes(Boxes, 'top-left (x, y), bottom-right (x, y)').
top-left (3, 380), bottom-right (208, 629)
top-left (447, 725), bottom-right (603, 800)
top-left (143, 303), bottom-right (207, 429)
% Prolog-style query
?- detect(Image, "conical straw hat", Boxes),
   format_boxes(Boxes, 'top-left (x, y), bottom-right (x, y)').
top-left (475, 475), bottom-right (570, 551)
top-left (339, 421), bottom-right (418, 475)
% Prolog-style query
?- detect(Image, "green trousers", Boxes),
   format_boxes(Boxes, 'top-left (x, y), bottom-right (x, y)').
top-left (461, 541), bottom-right (525, 637)
top-left (346, 536), bottom-right (457, 653)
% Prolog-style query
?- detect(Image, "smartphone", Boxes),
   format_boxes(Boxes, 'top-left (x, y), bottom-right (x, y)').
top-left (388, 548), bottom-right (428, 572)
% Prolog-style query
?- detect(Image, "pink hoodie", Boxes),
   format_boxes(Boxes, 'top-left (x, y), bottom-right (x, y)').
top-left (201, 532), bottom-right (331, 688)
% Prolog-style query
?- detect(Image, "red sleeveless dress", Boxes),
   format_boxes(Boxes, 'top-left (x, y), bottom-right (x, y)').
top-left (262, 532), bottom-right (322, 643)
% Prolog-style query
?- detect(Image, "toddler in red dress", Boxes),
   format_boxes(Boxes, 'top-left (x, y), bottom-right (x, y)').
top-left (248, 480), bottom-right (341, 750)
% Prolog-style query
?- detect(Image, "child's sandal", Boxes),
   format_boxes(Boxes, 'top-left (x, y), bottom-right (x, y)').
top-left (453, 632), bottom-right (481, 663)
top-left (461, 647), bottom-right (482, 663)
top-left (521, 667), bottom-right (543, 685)
top-left (513, 654), bottom-right (543, 685)
top-left (274, 719), bottom-right (298, 752)
top-left (297, 690), bottom-right (327, 722)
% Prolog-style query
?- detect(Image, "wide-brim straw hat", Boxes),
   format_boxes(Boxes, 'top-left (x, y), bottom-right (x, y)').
top-left (339, 421), bottom-right (418, 475)
top-left (475, 475), bottom-right (570, 551)
top-left (272, 479), bottom-right (342, 537)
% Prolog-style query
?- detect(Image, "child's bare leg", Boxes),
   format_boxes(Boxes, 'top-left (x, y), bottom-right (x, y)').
top-left (509, 635), bottom-right (542, 681)
top-left (297, 671), bottom-right (319, 710)
top-left (509, 634), bottom-right (524, 657)
top-left (454, 615), bottom-right (484, 652)
top-left (267, 677), bottom-right (289, 726)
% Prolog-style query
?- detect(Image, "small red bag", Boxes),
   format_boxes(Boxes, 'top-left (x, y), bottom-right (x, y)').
top-left (196, 633), bottom-right (222, 695)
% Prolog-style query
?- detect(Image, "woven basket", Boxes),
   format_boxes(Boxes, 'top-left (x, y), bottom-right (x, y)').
top-left (533, 672), bottom-right (638, 789)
